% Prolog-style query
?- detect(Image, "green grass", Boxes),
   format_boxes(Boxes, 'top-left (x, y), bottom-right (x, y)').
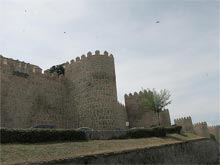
top-left (167, 133), bottom-right (204, 141)
top-left (0, 134), bottom-right (202, 165)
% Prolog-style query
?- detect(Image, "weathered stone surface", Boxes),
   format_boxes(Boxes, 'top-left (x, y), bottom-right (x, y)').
top-left (125, 92), bottom-right (171, 128)
top-left (174, 116), bottom-right (195, 133)
top-left (194, 122), bottom-right (210, 138)
top-left (15, 139), bottom-right (220, 164)
top-left (0, 52), bottom-right (128, 130)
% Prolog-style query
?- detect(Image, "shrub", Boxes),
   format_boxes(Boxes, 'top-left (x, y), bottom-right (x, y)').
top-left (128, 127), bottom-right (166, 139)
top-left (210, 133), bottom-right (216, 141)
top-left (165, 126), bottom-right (182, 134)
top-left (127, 126), bottom-right (181, 139)
top-left (0, 128), bottom-right (87, 143)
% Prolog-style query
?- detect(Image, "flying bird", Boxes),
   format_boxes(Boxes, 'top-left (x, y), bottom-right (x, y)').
top-left (156, 21), bottom-right (160, 23)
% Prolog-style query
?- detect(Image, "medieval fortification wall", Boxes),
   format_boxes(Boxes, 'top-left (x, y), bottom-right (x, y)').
top-left (0, 55), bottom-right (70, 128)
top-left (64, 50), bottom-right (127, 129)
top-left (208, 125), bottom-right (220, 143)
top-left (174, 116), bottom-right (194, 133)
top-left (193, 122), bottom-right (210, 138)
top-left (0, 51), bottom-right (128, 129)
top-left (124, 91), bottom-right (171, 128)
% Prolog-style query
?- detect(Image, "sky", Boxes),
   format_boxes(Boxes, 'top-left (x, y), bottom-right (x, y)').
top-left (0, 0), bottom-right (219, 125)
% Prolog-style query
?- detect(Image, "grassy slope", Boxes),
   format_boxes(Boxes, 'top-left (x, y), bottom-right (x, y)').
top-left (0, 133), bottom-right (203, 165)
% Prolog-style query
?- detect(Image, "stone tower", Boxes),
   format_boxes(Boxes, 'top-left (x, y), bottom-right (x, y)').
top-left (0, 51), bottom-right (128, 130)
top-left (65, 50), bottom-right (120, 130)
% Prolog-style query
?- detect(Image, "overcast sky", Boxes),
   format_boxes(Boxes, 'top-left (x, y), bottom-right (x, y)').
top-left (1, 0), bottom-right (219, 125)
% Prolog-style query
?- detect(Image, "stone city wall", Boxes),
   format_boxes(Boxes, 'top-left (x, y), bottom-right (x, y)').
top-left (64, 51), bottom-right (121, 130)
top-left (193, 122), bottom-right (210, 138)
top-left (29, 139), bottom-right (219, 164)
top-left (124, 91), bottom-right (171, 128)
top-left (0, 55), bottom-right (69, 128)
top-left (174, 116), bottom-right (194, 133)
top-left (1, 51), bottom-right (127, 130)
top-left (208, 125), bottom-right (220, 143)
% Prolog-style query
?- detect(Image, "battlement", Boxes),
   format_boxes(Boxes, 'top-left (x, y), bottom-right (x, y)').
top-left (0, 54), bottom-right (42, 73)
top-left (117, 102), bottom-right (125, 109)
top-left (174, 116), bottom-right (192, 122)
top-left (208, 125), bottom-right (220, 129)
top-left (194, 122), bottom-right (208, 127)
top-left (124, 90), bottom-right (151, 99)
top-left (64, 50), bottom-right (114, 68)
top-left (174, 116), bottom-right (194, 133)
top-left (0, 55), bottom-right (64, 81)
top-left (162, 109), bottom-right (169, 112)
top-left (193, 121), bottom-right (209, 138)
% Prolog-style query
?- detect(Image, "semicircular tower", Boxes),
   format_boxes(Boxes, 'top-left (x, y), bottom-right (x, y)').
top-left (65, 50), bottom-right (120, 130)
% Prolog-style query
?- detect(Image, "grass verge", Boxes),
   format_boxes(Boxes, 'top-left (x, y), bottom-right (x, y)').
top-left (0, 134), bottom-right (202, 165)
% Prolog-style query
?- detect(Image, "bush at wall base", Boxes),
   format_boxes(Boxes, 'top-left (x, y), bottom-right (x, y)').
top-left (0, 128), bottom-right (87, 143)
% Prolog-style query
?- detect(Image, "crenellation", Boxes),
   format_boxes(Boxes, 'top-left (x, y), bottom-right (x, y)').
top-left (162, 109), bottom-right (169, 112)
top-left (87, 51), bottom-right (92, 57)
top-left (76, 56), bottom-right (80, 61)
top-left (81, 54), bottom-right (86, 59)
top-left (174, 116), bottom-right (194, 133)
top-left (193, 121), bottom-right (209, 138)
top-left (95, 50), bottom-right (100, 55)
top-left (1, 51), bottom-right (172, 130)
top-left (70, 59), bottom-right (75, 64)
top-left (125, 89), bottom-right (171, 128)
top-left (139, 91), bottom-right (143, 95)
top-left (1, 55), bottom-right (43, 76)
top-left (104, 51), bottom-right (108, 56)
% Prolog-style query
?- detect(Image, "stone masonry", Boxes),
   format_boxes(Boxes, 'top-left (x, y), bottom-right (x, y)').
top-left (174, 116), bottom-right (194, 133)
top-left (124, 91), bottom-right (171, 128)
top-left (0, 51), bottom-right (171, 130)
top-left (208, 125), bottom-right (220, 143)
top-left (193, 122), bottom-right (210, 138)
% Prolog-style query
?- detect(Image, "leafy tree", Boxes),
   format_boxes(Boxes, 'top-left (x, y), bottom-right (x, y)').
top-left (49, 64), bottom-right (65, 75)
top-left (141, 88), bottom-right (171, 126)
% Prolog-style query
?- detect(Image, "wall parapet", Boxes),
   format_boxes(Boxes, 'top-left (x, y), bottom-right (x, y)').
top-left (208, 125), bottom-right (220, 128)
top-left (0, 55), bottom-right (64, 82)
top-left (194, 122), bottom-right (208, 127)
top-left (64, 50), bottom-right (114, 68)
top-left (174, 116), bottom-right (192, 122)
top-left (0, 55), bottom-right (42, 74)
top-left (124, 90), bottom-right (146, 99)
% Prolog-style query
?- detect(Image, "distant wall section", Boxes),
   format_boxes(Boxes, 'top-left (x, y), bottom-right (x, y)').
top-left (193, 122), bottom-right (209, 138)
top-left (0, 55), bottom-right (69, 128)
top-left (124, 91), bottom-right (171, 128)
top-left (174, 117), bottom-right (194, 133)
top-left (208, 126), bottom-right (220, 143)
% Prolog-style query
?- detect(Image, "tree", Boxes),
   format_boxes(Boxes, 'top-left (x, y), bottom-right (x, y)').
top-left (141, 88), bottom-right (171, 126)
top-left (49, 64), bottom-right (65, 75)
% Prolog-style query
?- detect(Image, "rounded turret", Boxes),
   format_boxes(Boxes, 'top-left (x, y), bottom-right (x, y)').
top-left (65, 50), bottom-right (118, 129)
